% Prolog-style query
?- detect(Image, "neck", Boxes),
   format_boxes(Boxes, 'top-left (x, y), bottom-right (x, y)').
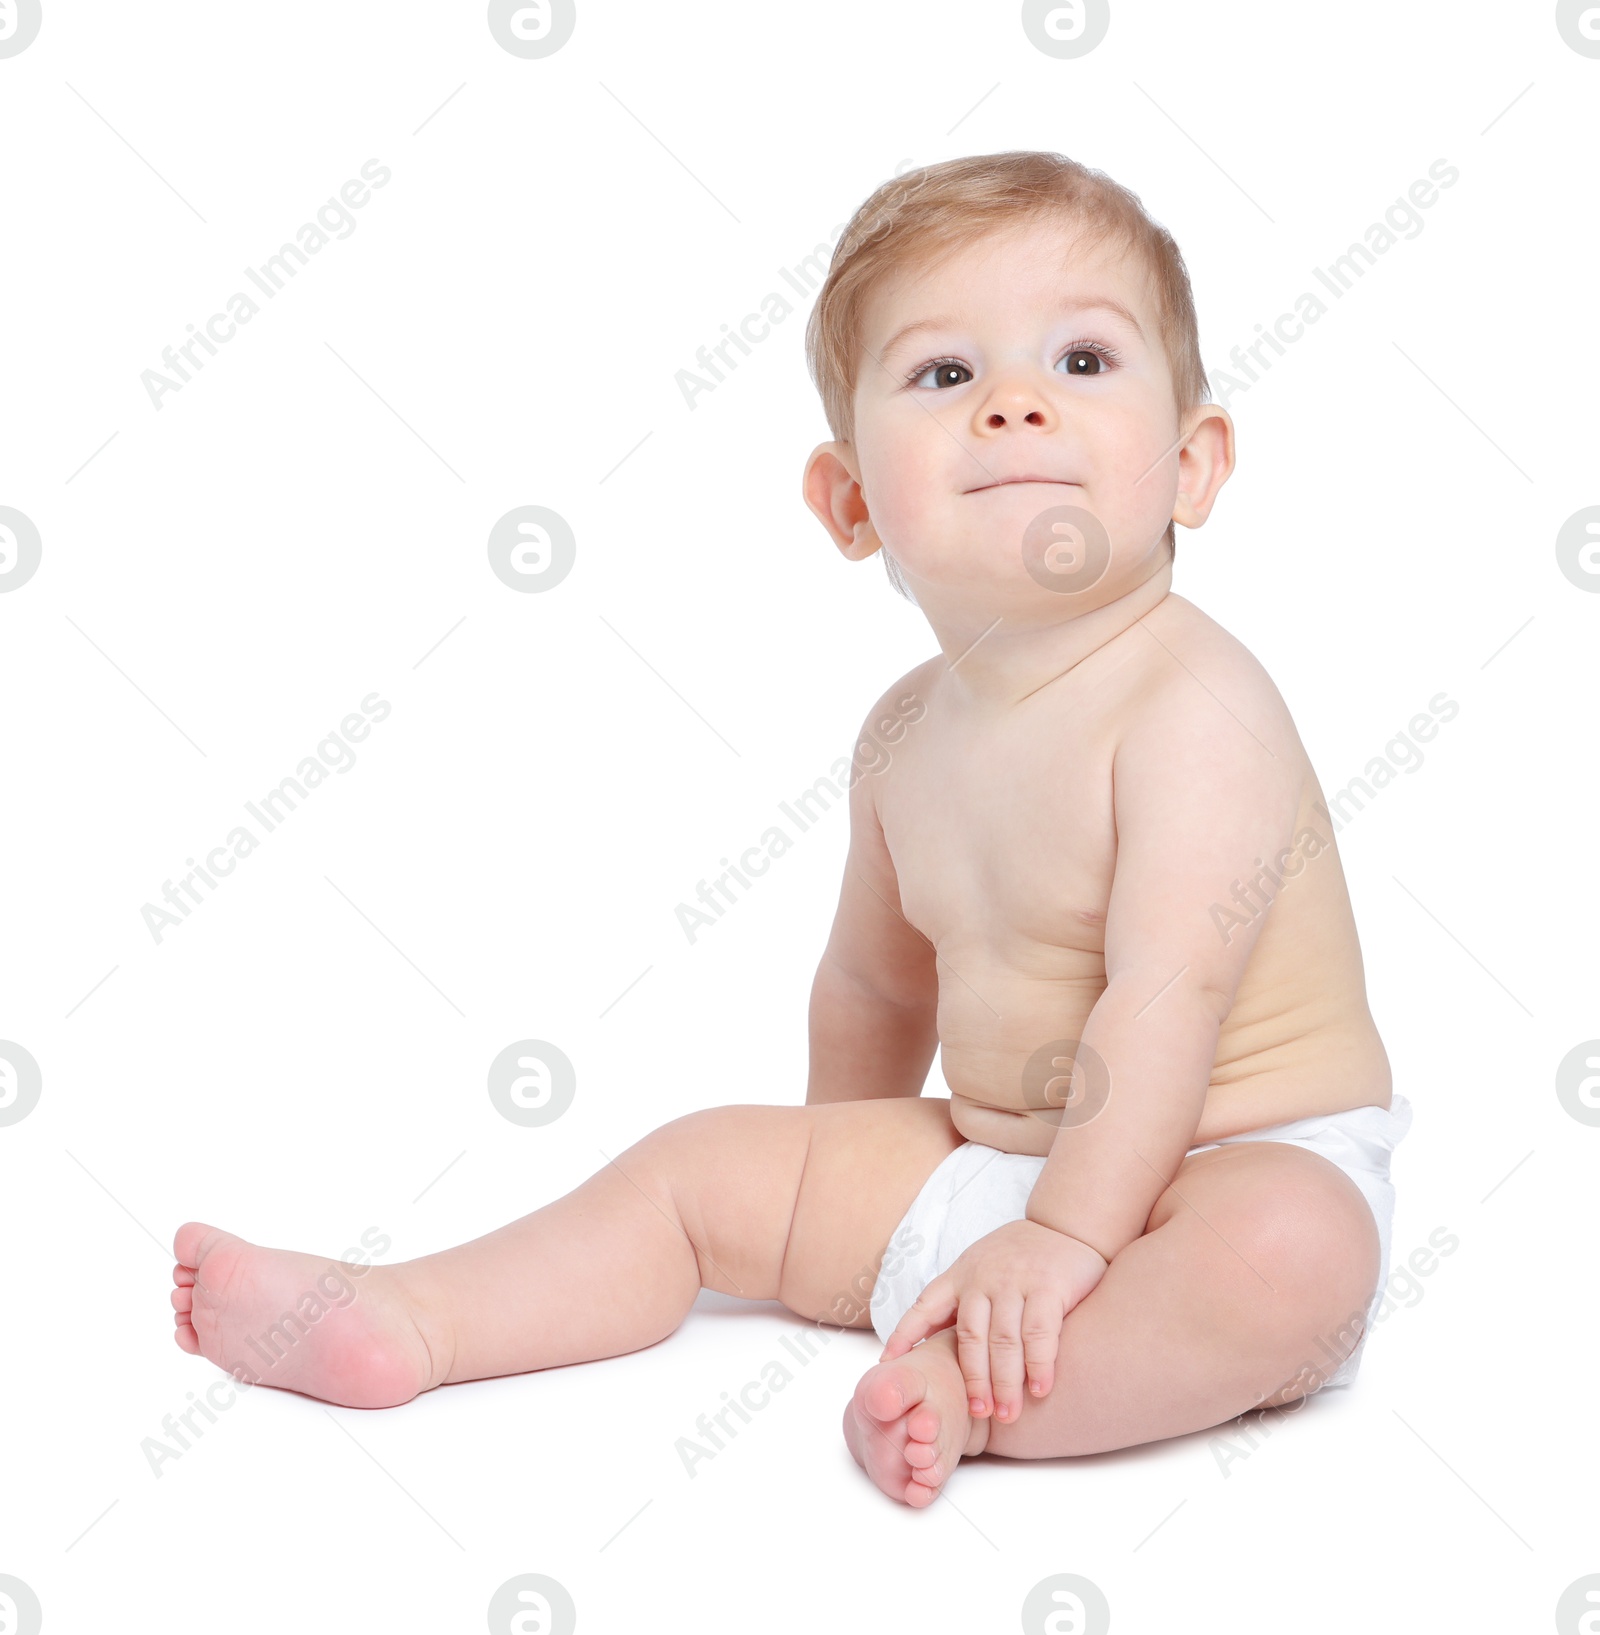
top-left (919, 555), bottom-right (1174, 711)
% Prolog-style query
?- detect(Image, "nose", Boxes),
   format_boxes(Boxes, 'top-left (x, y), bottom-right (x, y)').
top-left (973, 368), bottom-right (1055, 431)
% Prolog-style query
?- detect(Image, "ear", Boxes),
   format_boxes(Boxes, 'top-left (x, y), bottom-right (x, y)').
top-left (1171, 404), bottom-right (1236, 530)
top-left (802, 441), bottom-right (882, 561)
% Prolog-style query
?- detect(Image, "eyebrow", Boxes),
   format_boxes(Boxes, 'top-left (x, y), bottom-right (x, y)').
top-left (877, 297), bottom-right (1147, 365)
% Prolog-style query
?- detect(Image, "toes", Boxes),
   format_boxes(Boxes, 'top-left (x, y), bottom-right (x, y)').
top-left (861, 1361), bottom-right (927, 1424)
top-left (860, 1373), bottom-right (905, 1422)
top-left (173, 1220), bottom-right (235, 1268)
top-left (903, 1438), bottom-right (938, 1469)
top-left (906, 1404), bottom-right (940, 1443)
top-left (174, 1321), bottom-right (199, 1354)
top-left (173, 1263), bottom-right (195, 1287)
top-left (850, 1356), bottom-right (968, 1509)
top-left (170, 1286), bottom-right (193, 1314)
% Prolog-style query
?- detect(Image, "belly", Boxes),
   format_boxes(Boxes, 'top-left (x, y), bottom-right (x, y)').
top-left (938, 960), bottom-right (1392, 1156)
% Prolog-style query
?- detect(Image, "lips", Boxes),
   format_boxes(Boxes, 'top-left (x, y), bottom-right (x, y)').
top-left (967, 476), bottom-right (1077, 492)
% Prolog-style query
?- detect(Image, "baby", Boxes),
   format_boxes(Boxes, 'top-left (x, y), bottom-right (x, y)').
top-left (169, 151), bottom-right (1412, 1509)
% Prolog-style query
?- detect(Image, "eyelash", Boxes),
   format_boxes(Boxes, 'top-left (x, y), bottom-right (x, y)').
top-left (902, 339), bottom-right (1123, 387)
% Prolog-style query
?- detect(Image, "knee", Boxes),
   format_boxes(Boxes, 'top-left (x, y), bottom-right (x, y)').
top-left (1207, 1152), bottom-right (1381, 1338)
top-left (625, 1107), bottom-right (738, 1209)
top-left (636, 1104), bottom-right (795, 1177)
top-left (632, 1104), bottom-right (820, 1304)
top-left (641, 1105), bottom-right (722, 1155)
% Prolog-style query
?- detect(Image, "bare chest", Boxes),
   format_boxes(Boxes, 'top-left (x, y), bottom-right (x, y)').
top-left (876, 703), bottom-right (1119, 960)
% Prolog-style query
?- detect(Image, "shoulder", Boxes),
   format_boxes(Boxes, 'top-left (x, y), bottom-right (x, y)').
top-left (1134, 593), bottom-right (1273, 685)
top-left (843, 656), bottom-right (941, 790)
top-left (858, 655), bottom-right (942, 738)
top-left (1123, 594), bottom-right (1300, 756)
top-left (1124, 595), bottom-right (1300, 735)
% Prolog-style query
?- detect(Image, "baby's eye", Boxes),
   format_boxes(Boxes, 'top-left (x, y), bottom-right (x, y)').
top-left (1058, 343), bottom-right (1118, 377)
top-left (907, 359), bottom-right (974, 390)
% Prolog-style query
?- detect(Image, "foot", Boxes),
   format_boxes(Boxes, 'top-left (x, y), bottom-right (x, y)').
top-left (171, 1222), bottom-right (436, 1408)
top-left (842, 1330), bottom-right (990, 1507)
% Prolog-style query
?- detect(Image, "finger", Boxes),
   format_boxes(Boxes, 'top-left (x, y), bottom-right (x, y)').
top-left (879, 1279), bottom-right (957, 1361)
top-left (954, 1294), bottom-right (995, 1418)
top-left (1021, 1293), bottom-right (1066, 1402)
top-left (986, 1296), bottom-right (1027, 1423)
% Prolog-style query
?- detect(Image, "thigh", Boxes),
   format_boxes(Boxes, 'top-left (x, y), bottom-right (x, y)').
top-left (778, 1097), bottom-right (965, 1329)
top-left (1151, 1137), bottom-right (1380, 1263)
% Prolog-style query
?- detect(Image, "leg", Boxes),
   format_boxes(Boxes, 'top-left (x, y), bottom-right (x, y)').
top-left (169, 1097), bottom-right (963, 1407)
top-left (844, 1140), bottom-right (1381, 1504)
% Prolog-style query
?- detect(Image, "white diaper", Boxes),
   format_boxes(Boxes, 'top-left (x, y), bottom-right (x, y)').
top-left (870, 1093), bottom-right (1414, 1393)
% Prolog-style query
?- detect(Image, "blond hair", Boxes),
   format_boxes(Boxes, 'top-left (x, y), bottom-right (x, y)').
top-left (804, 151), bottom-right (1209, 595)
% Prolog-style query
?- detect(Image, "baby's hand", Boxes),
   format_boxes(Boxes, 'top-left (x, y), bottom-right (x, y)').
top-left (878, 1219), bottom-right (1108, 1424)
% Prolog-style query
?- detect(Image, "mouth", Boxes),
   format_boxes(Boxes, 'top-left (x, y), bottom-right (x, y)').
top-left (966, 477), bottom-right (1078, 493)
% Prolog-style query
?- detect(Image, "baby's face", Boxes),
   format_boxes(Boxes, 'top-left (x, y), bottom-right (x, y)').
top-left (838, 217), bottom-right (1206, 608)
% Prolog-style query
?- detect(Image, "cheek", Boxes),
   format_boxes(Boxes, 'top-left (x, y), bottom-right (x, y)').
top-left (859, 431), bottom-right (945, 528)
top-left (873, 471), bottom-right (937, 530)
top-left (1095, 400), bottom-right (1166, 467)
top-left (1096, 413), bottom-right (1183, 522)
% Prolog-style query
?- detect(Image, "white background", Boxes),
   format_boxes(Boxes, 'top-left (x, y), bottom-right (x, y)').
top-left (1, 2), bottom-right (1594, 1630)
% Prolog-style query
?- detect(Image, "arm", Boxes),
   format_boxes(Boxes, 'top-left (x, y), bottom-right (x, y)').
top-left (806, 688), bottom-right (940, 1105)
top-left (1023, 676), bottom-right (1302, 1260)
top-left (807, 958), bottom-right (939, 1104)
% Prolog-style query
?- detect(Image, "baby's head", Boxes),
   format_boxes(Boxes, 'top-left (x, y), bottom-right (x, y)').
top-left (802, 152), bottom-right (1233, 617)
